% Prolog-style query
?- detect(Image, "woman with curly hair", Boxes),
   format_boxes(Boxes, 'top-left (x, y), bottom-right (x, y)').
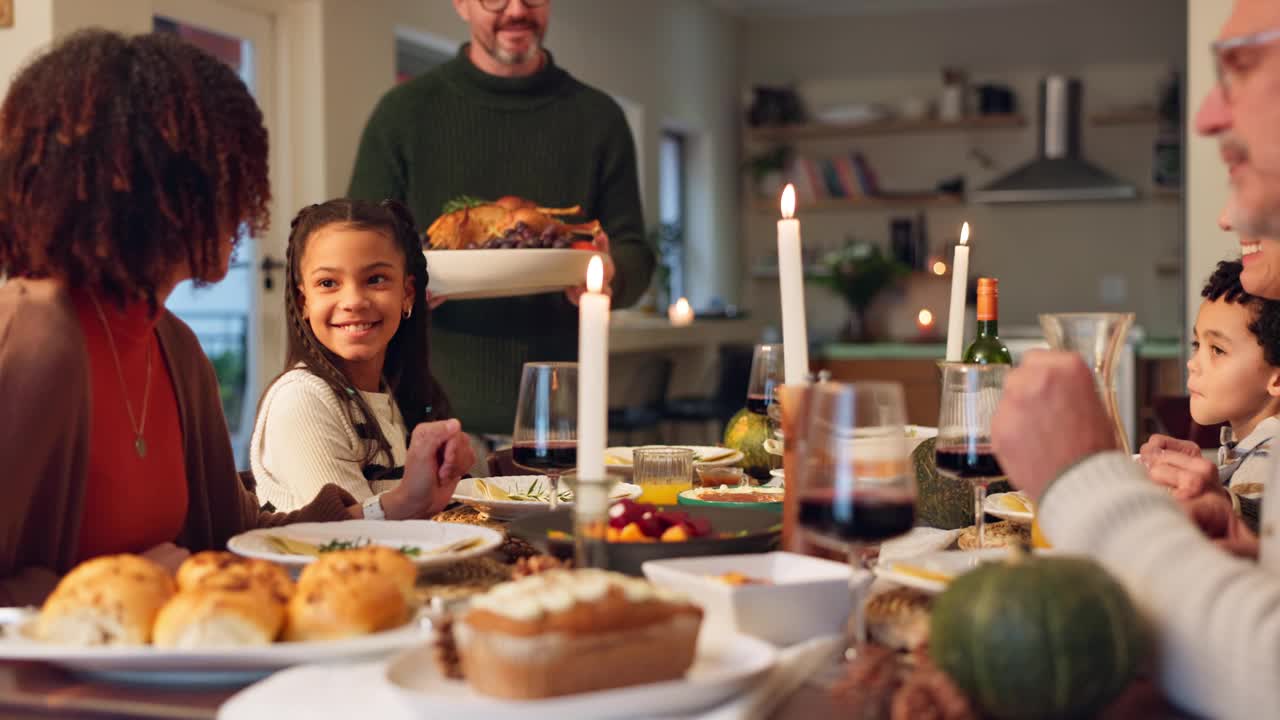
top-left (0, 30), bottom-right (468, 605)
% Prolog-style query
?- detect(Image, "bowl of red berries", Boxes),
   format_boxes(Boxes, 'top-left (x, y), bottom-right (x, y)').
top-left (506, 499), bottom-right (782, 576)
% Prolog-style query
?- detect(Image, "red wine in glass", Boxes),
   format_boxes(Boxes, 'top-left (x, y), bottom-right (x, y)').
top-left (934, 443), bottom-right (1006, 486)
top-left (745, 393), bottom-right (771, 415)
top-left (512, 441), bottom-right (578, 475)
top-left (798, 489), bottom-right (916, 545)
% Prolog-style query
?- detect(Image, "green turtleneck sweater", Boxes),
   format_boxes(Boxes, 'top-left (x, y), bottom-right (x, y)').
top-left (348, 45), bottom-right (652, 435)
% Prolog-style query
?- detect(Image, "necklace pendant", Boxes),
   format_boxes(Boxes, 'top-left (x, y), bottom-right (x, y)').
top-left (135, 436), bottom-right (147, 458)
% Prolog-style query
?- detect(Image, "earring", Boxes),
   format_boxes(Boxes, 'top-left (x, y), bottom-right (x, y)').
top-left (403, 306), bottom-right (412, 319)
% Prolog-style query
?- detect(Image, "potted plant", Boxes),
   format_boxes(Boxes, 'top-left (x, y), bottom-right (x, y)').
top-left (741, 145), bottom-right (792, 199)
top-left (810, 241), bottom-right (910, 342)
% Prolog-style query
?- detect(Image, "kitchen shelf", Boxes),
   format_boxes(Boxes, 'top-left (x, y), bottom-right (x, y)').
top-left (1089, 109), bottom-right (1162, 126)
top-left (745, 114), bottom-right (1025, 143)
top-left (751, 193), bottom-right (964, 213)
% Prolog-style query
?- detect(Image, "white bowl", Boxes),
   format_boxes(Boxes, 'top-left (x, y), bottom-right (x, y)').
top-left (642, 552), bottom-right (852, 647)
top-left (424, 248), bottom-right (602, 300)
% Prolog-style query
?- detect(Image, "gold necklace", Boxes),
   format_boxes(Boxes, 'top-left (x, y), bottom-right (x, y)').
top-left (88, 294), bottom-right (153, 458)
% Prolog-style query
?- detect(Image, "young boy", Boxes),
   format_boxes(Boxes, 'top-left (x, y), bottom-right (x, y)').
top-left (1141, 259), bottom-right (1280, 528)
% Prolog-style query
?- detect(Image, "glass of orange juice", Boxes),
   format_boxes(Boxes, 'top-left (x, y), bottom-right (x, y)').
top-left (633, 447), bottom-right (694, 505)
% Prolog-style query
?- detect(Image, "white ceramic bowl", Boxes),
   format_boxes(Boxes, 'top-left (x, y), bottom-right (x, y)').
top-left (642, 552), bottom-right (852, 647)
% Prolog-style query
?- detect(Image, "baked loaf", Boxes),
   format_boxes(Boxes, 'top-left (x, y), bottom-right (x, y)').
top-left (36, 555), bottom-right (176, 646)
top-left (283, 547), bottom-right (415, 642)
top-left (956, 520), bottom-right (1030, 550)
top-left (865, 587), bottom-right (933, 651)
top-left (153, 586), bottom-right (286, 648)
top-left (455, 569), bottom-right (703, 699)
top-left (176, 551), bottom-right (294, 603)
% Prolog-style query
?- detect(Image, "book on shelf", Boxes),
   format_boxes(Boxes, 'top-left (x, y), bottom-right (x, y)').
top-left (779, 151), bottom-right (885, 204)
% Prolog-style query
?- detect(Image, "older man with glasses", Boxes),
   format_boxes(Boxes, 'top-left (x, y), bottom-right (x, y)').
top-left (990, 1), bottom-right (1280, 717)
top-left (348, 0), bottom-right (654, 448)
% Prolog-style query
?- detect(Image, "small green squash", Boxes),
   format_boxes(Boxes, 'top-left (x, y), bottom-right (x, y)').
top-left (929, 552), bottom-right (1148, 720)
top-left (723, 407), bottom-right (775, 482)
top-left (912, 436), bottom-right (1011, 529)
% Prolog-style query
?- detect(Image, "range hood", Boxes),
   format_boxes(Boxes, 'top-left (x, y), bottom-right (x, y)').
top-left (973, 75), bottom-right (1137, 204)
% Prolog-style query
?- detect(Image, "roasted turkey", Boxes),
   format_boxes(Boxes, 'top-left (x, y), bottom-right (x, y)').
top-left (425, 195), bottom-right (603, 250)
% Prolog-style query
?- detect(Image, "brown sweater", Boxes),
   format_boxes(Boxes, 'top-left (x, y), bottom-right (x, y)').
top-left (0, 279), bottom-right (357, 606)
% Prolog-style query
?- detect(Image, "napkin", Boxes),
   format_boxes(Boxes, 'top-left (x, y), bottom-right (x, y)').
top-left (218, 635), bottom-right (842, 720)
top-left (878, 526), bottom-right (961, 561)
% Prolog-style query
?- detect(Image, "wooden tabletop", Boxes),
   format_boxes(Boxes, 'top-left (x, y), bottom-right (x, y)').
top-left (0, 660), bottom-right (1188, 720)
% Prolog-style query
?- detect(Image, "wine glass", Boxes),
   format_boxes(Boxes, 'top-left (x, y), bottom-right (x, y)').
top-left (794, 381), bottom-right (915, 656)
top-left (746, 343), bottom-right (784, 416)
top-left (935, 362), bottom-right (1010, 549)
top-left (512, 362), bottom-right (578, 510)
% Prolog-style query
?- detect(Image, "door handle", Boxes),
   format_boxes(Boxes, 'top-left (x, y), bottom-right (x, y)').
top-left (260, 254), bottom-right (286, 291)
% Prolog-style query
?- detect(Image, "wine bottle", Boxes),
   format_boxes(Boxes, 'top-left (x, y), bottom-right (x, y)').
top-left (962, 277), bottom-right (1012, 364)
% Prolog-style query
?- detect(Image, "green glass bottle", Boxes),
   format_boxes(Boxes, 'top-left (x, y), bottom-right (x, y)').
top-left (963, 277), bottom-right (1013, 365)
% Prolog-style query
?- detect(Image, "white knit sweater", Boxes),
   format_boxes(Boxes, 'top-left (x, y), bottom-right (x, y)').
top-left (1044, 452), bottom-right (1280, 719)
top-left (250, 369), bottom-right (406, 512)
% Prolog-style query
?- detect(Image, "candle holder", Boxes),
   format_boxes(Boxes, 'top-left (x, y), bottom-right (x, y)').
top-left (564, 475), bottom-right (614, 570)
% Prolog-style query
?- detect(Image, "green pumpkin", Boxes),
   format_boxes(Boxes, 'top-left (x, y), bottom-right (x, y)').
top-left (723, 408), bottom-right (775, 481)
top-left (912, 436), bottom-right (1011, 529)
top-left (930, 552), bottom-right (1148, 720)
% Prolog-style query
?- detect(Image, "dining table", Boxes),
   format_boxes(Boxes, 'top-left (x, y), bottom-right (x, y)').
top-left (0, 505), bottom-right (1190, 720)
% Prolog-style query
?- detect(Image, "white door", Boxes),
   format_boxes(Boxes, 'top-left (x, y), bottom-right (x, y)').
top-left (153, 0), bottom-right (286, 467)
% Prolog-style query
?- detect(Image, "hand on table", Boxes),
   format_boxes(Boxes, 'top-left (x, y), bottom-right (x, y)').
top-left (425, 290), bottom-right (446, 310)
top-left (565, 232), bottom-right (614, 306)
top-left (990, 350), bottom-right (1117, 502)
top-left (381, 419), bottom-right (475, 519)
top-left (1139, 434), bottom-right (1224, 500)
top-left (1181, 491), bottom-right (1259, 559)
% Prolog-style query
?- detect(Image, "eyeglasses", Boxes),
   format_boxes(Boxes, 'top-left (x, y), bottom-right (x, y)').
top-left (1212, 27), bottom-right (1280, 103)
top-left (478, 0), bottom-right (547, 12)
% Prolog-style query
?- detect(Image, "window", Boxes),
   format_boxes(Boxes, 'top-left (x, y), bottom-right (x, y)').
top-left (657, 129), bottom-right (688, 303)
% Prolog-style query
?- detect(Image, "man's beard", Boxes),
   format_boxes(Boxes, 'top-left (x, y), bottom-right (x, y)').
top-left (1232, 202), bottom-right (1280, 239)
top-left (1224, 135), bottom-right (1280, 238)
top-left (485, 25), bottom-right (543, 66)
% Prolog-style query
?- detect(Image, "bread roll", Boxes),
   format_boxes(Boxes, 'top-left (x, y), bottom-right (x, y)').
top-left (282, 548), bottom-right (415, 642)
top-left (176, 551), bottom-right (294, 602)
top-left (153, 586), bottom-right (286, 648)
top-left (283, 573), bottom-right (408, 642)
top-left (957, 520), bottom-right (1029, 550)
top-left (36, 554), bottom-right (176, 646)
top-left (297, 546), bottom-right (417, 609)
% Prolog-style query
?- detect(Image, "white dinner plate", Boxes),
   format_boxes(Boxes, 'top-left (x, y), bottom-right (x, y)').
top-left (0, 608), bottom-right (431, 686)
top-left (384, 630), bottom-right (776, 720)
top-left (227, 520), bottom-right (503, 571)
top-left (604, 446), bottom-right (744, 478)
top-left (424, 248), bottom-right (602, 300)
top-left (876, 548), bottom-right (1062, 594)
top-left (452, 476), bottom-right (643, 520)
top-left (983, 491), bottom-right (1034, 525)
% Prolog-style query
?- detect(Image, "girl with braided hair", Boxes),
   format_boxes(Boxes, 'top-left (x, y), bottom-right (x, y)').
top-left (250, 198), bottom-right (472, 517)
top-left (0, 30), bottom-right (460, 605)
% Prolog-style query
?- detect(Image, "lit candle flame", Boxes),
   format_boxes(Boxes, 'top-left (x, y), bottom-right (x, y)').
top-left (586, 255), bottom-right (604, 293)
top-left (918, 309), bottom-right (934, 327)
top-left (959, 222), bottom-right (970, 246)
top-left (932, 260), bottom-right (947, 276)
top-left (781, 184), bottom-right (796, 219)
top-left (668, 297), bottom-right (694, 326)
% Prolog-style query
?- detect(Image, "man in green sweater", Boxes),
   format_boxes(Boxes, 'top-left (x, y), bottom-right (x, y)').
top-left (348, 0), bottom-right (654, 437)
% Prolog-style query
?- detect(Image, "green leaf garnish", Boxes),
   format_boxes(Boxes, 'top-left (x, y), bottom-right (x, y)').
top-left (442, 195), bottom-right (488, 214)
